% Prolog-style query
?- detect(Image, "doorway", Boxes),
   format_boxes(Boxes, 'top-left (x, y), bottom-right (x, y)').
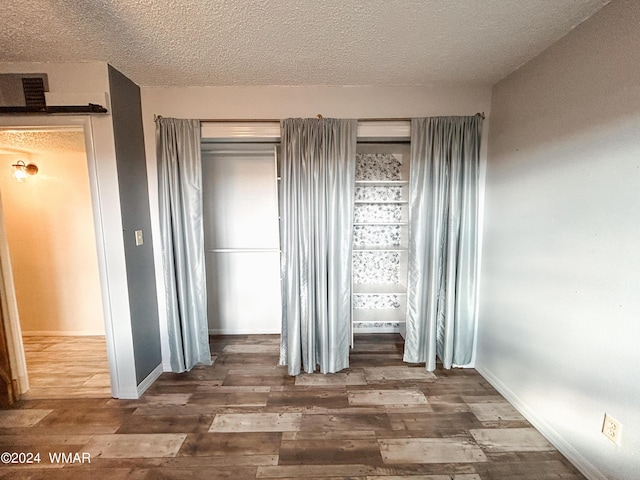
top-left (0, 126), bottom-right (110, 398)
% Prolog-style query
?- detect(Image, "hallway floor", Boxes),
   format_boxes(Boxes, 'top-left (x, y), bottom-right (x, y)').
top-left (21, 336), bottom-right (111, 399)
top-left (0, 334), bottom-right (585, 479)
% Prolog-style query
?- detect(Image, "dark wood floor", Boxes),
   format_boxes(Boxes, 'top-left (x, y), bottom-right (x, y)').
top-left (0, 334), bottom-right (585, 479)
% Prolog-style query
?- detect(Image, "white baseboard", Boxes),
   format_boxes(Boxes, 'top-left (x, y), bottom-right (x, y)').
top-left (136, 363), bottom-right (163, 398)
top-left (208, 328), bottom-right (279, 335)
top-left (115, 386), bottom-right (139, 399)
top-left (476, 365), bottom-right (608, 480)
top-left (117, 363), bottom-right (163, 399)
top-left (21, 331), bottom-right (106, 336)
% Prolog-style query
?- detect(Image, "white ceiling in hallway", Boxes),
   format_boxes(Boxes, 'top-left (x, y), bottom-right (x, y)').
top-left (0, 130), bottom-right (86, 155)
top-left (0, 0), bottom-right (609, 87)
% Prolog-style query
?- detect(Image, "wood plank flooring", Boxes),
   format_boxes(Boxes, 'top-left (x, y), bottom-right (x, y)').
top-left (21, 336), bottom-right (111, 399)
top-left (0, 334), bottom-right (586, 479)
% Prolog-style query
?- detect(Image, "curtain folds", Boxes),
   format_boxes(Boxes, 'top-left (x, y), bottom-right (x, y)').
top-left (404, 116), bottom-right (483, 371)
top-left (156, 118), bottom-right (212, 373)
top-left (279, 118), bottom-right (357, 376)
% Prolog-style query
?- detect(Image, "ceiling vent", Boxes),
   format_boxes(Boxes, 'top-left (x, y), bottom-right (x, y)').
top-left (0, 73), bottom-right (106, 115)
top-left (21, 77), bottom-right (47, 109)
top-left (0, 73), bottom-right (49, 108)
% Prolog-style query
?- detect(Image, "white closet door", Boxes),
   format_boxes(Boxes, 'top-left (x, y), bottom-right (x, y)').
top-left (202, 146), bottom-right (281, 334)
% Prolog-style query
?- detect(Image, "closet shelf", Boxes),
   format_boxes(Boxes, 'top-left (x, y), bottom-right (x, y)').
top-left (354, 222), bottom-right (408, 226)
top-left (354, 200), bottom-right (408, 204)
top-left (352, 308), bottom-right (406, 324)
top-left (355, 180), bottom-right (409, 185)
top-left (353, 245), bottom-right (408, 252)
top-left (353, 283), bottom-right (407, 295)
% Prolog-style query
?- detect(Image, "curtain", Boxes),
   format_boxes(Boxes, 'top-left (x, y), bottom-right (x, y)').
top-left (279, 118), bottom-right (357, 376)
top-left (156, 118), bottom-right (212, 372)
top-left (404, 116), bottom-right (483, 371)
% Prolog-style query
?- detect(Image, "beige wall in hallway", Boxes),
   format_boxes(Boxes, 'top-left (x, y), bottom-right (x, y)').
top-left (0, 132), bottom-right (105, 335)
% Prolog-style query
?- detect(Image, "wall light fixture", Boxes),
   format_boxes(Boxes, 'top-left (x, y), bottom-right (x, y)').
top-left (11, 160), bottom-right (39, 182)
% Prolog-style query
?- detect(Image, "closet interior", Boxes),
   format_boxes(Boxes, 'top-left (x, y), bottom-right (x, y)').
top-left (202, 129), bottom-right (413, 344)
top-left (351, 142), bottom-right (410, 344)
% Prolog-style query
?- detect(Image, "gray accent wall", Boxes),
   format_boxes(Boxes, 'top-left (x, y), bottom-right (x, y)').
top-left (108, 65), bottom-right (162, 384)
top-left (476, 1), bottom-right (640, 479)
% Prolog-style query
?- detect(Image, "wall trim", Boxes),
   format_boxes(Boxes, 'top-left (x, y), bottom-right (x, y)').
top-left (208, 328), bottom-right (279, 335)
top-left (129, 363), bottom-right (163, 399)
top-left (116, 386), bottom-right (139, 399)
top-left (476, 365), bottom-right (608, 480)
top-left (200, 120), bottom-right (411, 142)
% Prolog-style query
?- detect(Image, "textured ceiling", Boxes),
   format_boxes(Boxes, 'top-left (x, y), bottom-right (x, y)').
top-left (0, 0), bottom-right (608, 87)
top-left (0, 130), bottom-right (86, 155)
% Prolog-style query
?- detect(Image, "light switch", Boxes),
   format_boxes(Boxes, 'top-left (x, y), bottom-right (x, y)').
top-left (135, 230), bottom-right (144, 246)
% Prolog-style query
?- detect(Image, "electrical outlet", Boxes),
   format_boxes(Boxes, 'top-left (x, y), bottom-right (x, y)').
top-left (602, 413), bottom-right (622, 445)
top-left (135, 230), bottom-right (144, 246)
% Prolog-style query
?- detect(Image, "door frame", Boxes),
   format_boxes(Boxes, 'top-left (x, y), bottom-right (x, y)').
top-left (0, 115), bottom-right (129, 398)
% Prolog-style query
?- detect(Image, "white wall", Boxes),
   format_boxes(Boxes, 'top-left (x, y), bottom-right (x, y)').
top-left (0, 62), bottom-right (140, 398)
top-left (476, 1), bottom-right (640, 479)
top-left (0, 144), bottom-right (104, 335)
top-left (141, 84), bottom-right (492, 368)
top-left (202, 148), bottom-right (281, 335)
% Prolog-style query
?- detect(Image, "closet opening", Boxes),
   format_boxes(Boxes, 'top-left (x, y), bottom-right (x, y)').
top-left (199, 121), bottom-right (412, 359)
top-left (201, 142), bottom-right (282, 336)
top-left (351, 141), bottom-right (411, 346)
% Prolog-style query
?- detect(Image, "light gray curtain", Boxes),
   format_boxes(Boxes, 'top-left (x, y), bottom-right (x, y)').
top-left (404, 116), bottom-right (483, 371)
top-left (156, 117), bottom-right (212, 372)
top-left (279, 118), bottom-right (357, 376)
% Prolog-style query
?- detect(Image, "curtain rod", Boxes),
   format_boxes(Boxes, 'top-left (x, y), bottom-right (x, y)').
top-left (154, 112), bottom-right (485, 122)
